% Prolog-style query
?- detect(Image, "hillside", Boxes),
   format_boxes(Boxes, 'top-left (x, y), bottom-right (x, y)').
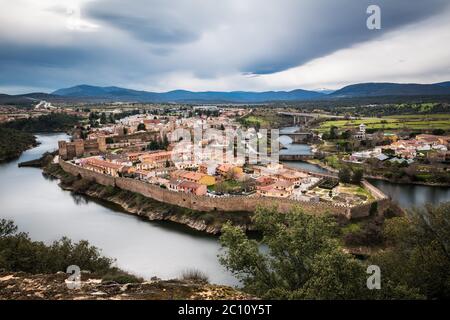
top-left (52, 85), bottom-right (325, 102)
top-left (330, 82), bottom-right (450, 98)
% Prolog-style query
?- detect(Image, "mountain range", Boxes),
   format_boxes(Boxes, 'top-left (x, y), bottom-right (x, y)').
top-left (51, 85), bottom-right (325, 103)
top-left (1, 82), bottom-right (450, 104)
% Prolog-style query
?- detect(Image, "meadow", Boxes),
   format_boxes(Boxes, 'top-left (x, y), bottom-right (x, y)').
top-left (315, 113), bottom-right (450, 133)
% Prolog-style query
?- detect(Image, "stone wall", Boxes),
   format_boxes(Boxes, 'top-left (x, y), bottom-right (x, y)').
top-left (59, 159), bottom-right (390, 219)
top-left (59, 159), bottom-right (115, 187)
top-left (361, 180), bottom-right (388, 200)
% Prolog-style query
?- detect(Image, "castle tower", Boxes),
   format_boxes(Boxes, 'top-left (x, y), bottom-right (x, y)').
top-left (58, 141), bottom-right (68, 160)
top-left (97, 136), bottom-right (107, 153)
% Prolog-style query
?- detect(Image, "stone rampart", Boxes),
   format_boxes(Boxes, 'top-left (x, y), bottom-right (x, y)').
top-left (59, 159), bottom-right (390, 219)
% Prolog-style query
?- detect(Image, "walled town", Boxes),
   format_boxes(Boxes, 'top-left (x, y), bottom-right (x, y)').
top-left (56, 106), bottom-right (388, 219)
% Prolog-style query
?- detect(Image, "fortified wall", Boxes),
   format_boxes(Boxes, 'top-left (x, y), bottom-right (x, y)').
top-left (59, 159), bottom-right (389, 219)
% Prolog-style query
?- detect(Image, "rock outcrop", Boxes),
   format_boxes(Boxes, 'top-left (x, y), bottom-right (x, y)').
top-left (0, 272), bottom-right (254, 300)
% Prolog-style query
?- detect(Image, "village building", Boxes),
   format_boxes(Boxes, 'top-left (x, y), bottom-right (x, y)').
top-left (136, 150), bottom-right (172, 170)
top-left (80, 157), bottom-right (126, 177)
top-left (275, 170), bottom-right (307, 186)
top-left (216, 164), bottom-right (243, 177)
top-left (256, 180), bottom-right (294, 198)
top-left (352, 123), bottom-right (366, 141)
top-left (177, 181), bottom-right (207, 196)
top-left (170, 170), bottom-right (216, 186)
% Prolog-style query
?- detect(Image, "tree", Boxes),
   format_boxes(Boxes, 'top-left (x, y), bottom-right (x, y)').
top-left (162, 134), bottom-right (169, 150)
top-left (338, 167), bottom-right (351, 183)
top-left (329, 126), bottom-right (338, 140)
top-left (100, 112), bottom-right (107, 124)
top-left (219, 206), bottom-right (369, 299)
top-left (351, 168), bottom-right (364, 184)
top-left (432, 128), bottom-right (445, 136)
top-left (137, 123), bottom-right (146, 131)
top-left (147, 139), bottom-right (159, 150)
top-left (341, 130), bottom-right (352, 140)
top-left (0, 219), bottom-right (142, 284)
top-left (371, 202), bottom-right (450, 299)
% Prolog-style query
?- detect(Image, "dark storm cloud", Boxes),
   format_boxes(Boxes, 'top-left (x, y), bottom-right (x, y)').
top-left (0, 0), bottom-right (449, 93)
top-left (84, 0), bottom-right (220, 45)
top-left (83, 0), bottom-right (450, 74)
top-left (88, 13), bottom-right (199, 44)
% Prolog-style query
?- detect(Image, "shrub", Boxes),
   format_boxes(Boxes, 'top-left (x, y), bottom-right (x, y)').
top-left (180, 269), bottom-right (209, 283)
top-left (101, 269), bottom-right (143, 284)
top-left (0, 219), bottom-right (140, 281)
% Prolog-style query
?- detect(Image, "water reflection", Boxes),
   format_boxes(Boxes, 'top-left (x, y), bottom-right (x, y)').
top-left (0, 133), bottom-right (237, 285)
top-left (369, 179), bottom-right (450, 209)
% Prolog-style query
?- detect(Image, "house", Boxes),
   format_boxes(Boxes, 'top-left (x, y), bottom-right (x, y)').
top-left (134, 169), bottom-right (153, 180)
top-left (81, 157), bottom-right (126, 177)
top-left (416, 134), bottom-right (450, 146)
top-left (255, 176), bottom-right (276, 187)
top-left (139, 150), bottom-right (172, 163)
top-left (171, 170), bottom-right (216, 186)
top-left (137, 150), bottom-right (172, 170)
top-left (168, 178), bottom-right (182, 191)
top-left (272, 180), bottom-right (295, 193)
top-left (256, 180), bottom-right (294, 198)
top-left (276, 170), bottom-right (307, 186)
top-left (127, 152), bottom-right (146, 162)
top-left (216, 164), bottom-right (243, 177)
top-left (177, 181), bottom-right (207, 196)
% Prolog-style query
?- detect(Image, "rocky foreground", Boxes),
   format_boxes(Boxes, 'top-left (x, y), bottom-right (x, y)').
top-left (0, 272), bottom-right (254, 300)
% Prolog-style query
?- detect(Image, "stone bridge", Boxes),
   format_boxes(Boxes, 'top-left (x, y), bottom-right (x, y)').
top-left (280, 132), bottom-right (314, 143)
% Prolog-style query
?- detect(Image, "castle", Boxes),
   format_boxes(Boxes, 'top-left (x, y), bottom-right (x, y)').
top-left (58, 137), bottom-right (107, 160)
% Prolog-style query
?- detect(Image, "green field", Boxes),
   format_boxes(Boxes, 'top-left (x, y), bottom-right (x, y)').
top-left (316, 114), bottom-right (450, 133)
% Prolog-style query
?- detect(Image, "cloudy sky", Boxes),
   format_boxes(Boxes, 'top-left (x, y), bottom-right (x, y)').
top-left (1, 0), bottom-right (450, 94)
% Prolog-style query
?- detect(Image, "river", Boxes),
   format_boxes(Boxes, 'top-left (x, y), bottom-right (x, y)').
top-left (283, 160), bottom-right (450, 209)
top-left (279, 126), bottom-right (450, 208)
top-left (1, 134), bottom-right (449, 286)
top-left (0, 133), bottom-right (237, 285)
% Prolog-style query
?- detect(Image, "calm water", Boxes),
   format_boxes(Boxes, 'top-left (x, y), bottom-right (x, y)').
top-left (286, 161), bottom-right (450, 209)
top-left (283, 161), bottom-right (329, 174)
top-left (368, 180), bottom-right (450, 209)
top-left (0, 133), bottom-right (236, 285)
top-left (279, 126), bottom-right (313, 156)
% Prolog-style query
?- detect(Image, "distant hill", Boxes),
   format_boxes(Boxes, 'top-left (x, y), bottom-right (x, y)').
top-left (329, 82), bottom-right (450, 98)
top-left (52, 85), bottom-right (325, 103)
top-left (313, 88), bottom-right (335, 95)
top-left (3, 81), bottom-right (450, 105)
top-left (435, 81), bottom-right (450, 88)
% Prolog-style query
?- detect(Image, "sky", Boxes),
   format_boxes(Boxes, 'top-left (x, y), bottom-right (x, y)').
top-left (0, 0), bottom-right (450, 94)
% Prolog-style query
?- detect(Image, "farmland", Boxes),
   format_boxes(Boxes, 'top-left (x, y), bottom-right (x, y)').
top-left (315, 113), bottom-right (450, 133)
